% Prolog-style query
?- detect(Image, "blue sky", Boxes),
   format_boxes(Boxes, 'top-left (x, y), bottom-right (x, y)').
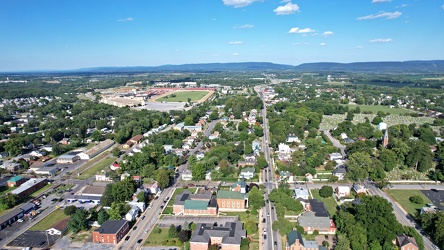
top-left (1, 0), bottom-right (443, 71)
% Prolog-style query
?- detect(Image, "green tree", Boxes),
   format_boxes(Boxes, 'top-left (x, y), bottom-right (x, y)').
top-left (378, 149), bottom-right (397, 171)
top-left (248, 186), bottom-right (265, 211)
top-left (100, 183), bottom-right (114, 207)
top-left (372, 116), bottom-right (383, 125)
top-left (178, 229), bottom-right (191, 243)
top-left (244, 220), bottom-right (258, 234)
top-left (255, 155), bottom-right (268, 169)
top-left (137, 191), bottom-right (147, 203)
top-left (168, 224), bottom-right (178, 238)
top-left (409, 195), bottom-right (423, 204)
top-left (111, 147), bottom-right (121, 157)
top-left (319, 186), bottom-right (333, 198)
top-left (64, 205), bottom-right (77, 215)
top-left (272, 218), bottom-right (293, 236)
top-left (97, 209), bottom-right (109, 225)
top-left (346, 152), bottom-right (373, 181)
top-left (156, 169), bottom-right (170, 189)
top-left (190, 162), bottom-right (206, 181)
top-left (68, 209), bottom-right (89, 233)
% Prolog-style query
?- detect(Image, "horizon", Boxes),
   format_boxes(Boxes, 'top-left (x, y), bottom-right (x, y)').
top-left (1, 0), bottom-right (443, 72)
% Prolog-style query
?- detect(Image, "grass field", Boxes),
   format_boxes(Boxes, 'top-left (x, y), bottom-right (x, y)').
top-left (386, 189), bottom-right (433, 216)
top-left (156, 90), bottom-right (209, 102)
top-left (30, 183), bottom-right (53, 197)
top-left (30, 209), bottom-right (69, 231)
top-left (144, 226), bottom-right (182, 246)
top-left (75, 156), bottom-right (117, 180)
top-left (310, 189), bottom-right (338, 216)
top-left (342, 104), bottom-right (413, 114)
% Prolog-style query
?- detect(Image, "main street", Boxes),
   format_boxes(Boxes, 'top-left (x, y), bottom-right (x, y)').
top-left (256, 85), bottom-right (281, 250)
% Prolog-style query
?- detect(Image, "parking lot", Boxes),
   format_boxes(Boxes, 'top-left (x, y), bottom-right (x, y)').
top-left (421, 189), bottom-right (444, 210)
top-left (0, 214), bottom-right (31, 241)
top-left (158, 215), bottom-right (238, 228)
top-left (8, 230), bottom-right (60, 248)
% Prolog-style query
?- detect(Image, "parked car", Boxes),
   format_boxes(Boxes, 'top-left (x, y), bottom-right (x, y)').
top-left (17, 219), bottom-right (24, 223)
top-left (133, 226), bottom-right (137, 230)
top-left (125, 236), bottom-right (130, 241)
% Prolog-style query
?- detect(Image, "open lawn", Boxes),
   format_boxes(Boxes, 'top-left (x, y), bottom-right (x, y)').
top-left (156, 91), bottom-right (209, 102)
top-left (310, 189), bottom-right (338, 216)
top-left (75, 156), bottom-right (116, 180)
top-left (30, 209), bottom-right (69, 231)
top-left (342, 104), bottom-right (413, 114)
top-left (144, 226), bottom-right (182, 247)
top-left (223, 211), bottom-right (257, 222)
top-left (386, 189), bottom-right (432, 217)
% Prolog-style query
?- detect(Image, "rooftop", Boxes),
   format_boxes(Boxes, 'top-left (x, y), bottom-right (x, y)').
top-left (190, 222), bottom-right (246, 245)
top-left (11, 178), bottom-right (47, 195)
top-left (308, 199), bottom-right (329, 217)
top-left (184, 200), bottom-right (208, 210)
top-left (217, 190), bottom-right (246, 200)
top-left (95, 220), bottom-right (128, 234)
top-left (8, 175), bottom-right (24, 182)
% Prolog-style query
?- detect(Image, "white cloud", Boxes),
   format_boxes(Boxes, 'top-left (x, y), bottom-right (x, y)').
top-left (273, 2), bottom-right (300, 15)
top-left (229, 41), bottom-right (243, 45)
top-left (357, 11), bottom-right (402, 20)
top-left (320, 43), bottom-right (326, 46)
top-left (354, 46), bottom-right (364, 49)
top-left (372, 0), bottom-right (391, 3)
top-left (292, 42), bottom-right (309, 45)
top-left (442, 4), bottom-right (444, 10)
top-left (369, 38), bottom-right (392, 43)
top-left (322, 31), bottom-right (334, 37)
top-left (117, 17), bottom-right (134, 22)
top-left (232, 53), bottom-right (239, 56)
top-left (288, 27), bottom-right (316, 34)
top-left (233, 24), bottom-right (254, 29)
top-left (223, 0), bottom-right (261, 8)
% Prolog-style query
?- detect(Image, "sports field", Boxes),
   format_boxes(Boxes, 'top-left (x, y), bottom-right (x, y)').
top-left (156, 90), bottom-right (209, 102)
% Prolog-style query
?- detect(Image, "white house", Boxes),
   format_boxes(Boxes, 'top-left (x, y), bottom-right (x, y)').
top-left (294, 188), bottom-right (310, 200)
top-left (329, 153), bottom-right (342, 161)
top-left (144, 182), bottom-right (158, 194)
top-left (125, 206), bottom-right (140, 221)
top-left (239, 167), bottom-right (255, 180)
top-left (340, 133), bottom-right (348, 140)
top-left (182, 170), bottom-right (193, 181)
top-left (353, 183), bottom-right (367, 194)
top-left (332, 166), bottom-right (347, 180)
top-left (205, 170), bottom-right (212, 181)
top-left (196, 152), bottom-right (205, 160)
top-left (95, 171), bottom-right (112, 182)
top-left (335, 186), bottom-right (351, 198)
top-left (286, 134), bottom-right (301, 143)
top-left (279, 171), bottom-right (294, 183)
top-left (278, 143), bottom-right (291, 154)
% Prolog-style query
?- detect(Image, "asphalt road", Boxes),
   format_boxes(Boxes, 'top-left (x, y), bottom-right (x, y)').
top-left (322, 129), bottom-right (346, 156)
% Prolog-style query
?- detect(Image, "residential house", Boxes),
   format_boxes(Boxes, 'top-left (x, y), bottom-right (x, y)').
top-left (163, 145), bottom-right (173, 154)
top-left (420, 204), bottom-right (437, 214)
top-left (286, 230), bottom-right (324, 250)
top-left (2, 161), bottom-right (21, 172)
top-left (237, 154), bottom-right (256, 167)
top-left (92, 220), bottom-right (130, 244)
top-left (298, 199), bottom-right (336, 234)
top-left (173, 190), bottom-right (218, 216)
top-left (279, 171), bottom-right (294, 183)
top-left (110, 162), bottom-right (121, 171)
top-left (7, 176), bottom-right (26, 187)
top-left (332, 166), bottom-right (347, 180)
top-left (217, 190), bottom-right (248, 211)
top-left (46, 218), bottom-right (69, 235)
top-left (173, 122), bottom-right (185, 131)
top-left (335, 186), bottom-right (351, 198)
top-left (0, 152), bottom-right (8, 158)
top-left (329, 153), bottom-right (342, 161)
top-left (396, 234), bottom-right (419, 250)
top-left (294, 188), bottom-right (310, 200)
top-left (182, 170), bottom-right (193, 181)
top-left (184, 125), bottom-right (202, 133)
top-left (286, 134), bottom-right (301, 143)
top-left (252, 140), bottom-right (261, 155)
top-left (189, 222), bottom-right (246, 250)
top-left (59, 138), bottom-right (70, 145)
top-left (239, 167), bottom-right (255, 180)
top-left (353, 183), bottom-right (366, 194)
top-left (144, 182), bottom-right (158, 194)
top-left (125, 206), bottom-right (140, 221)
top-left (278, 143), bottom-right (293, 161)
top-left (30, 150), bottom-right (47, 158)
top-left (196, 152), bottom-right (205, 160)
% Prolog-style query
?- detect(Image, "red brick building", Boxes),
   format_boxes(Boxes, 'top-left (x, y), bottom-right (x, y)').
top-left (92, 220), bottom-right (129, 244)
top-left (190, 222), bottom-right (246, 250)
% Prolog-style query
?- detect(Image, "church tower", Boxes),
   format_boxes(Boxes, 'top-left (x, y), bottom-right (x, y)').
top-left (382, 129), bottom-right (389, 147)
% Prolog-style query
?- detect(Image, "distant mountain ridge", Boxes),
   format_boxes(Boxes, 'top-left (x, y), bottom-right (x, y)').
top-left (295, 60), bottom-right (444, 73)
top-left (75, 60), bottom-right (444, 73)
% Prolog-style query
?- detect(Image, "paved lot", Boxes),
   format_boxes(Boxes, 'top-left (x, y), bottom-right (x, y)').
top-left (158, 215), bottom-right (238, 228)
top-left (8, 230), bottom-right (60, 248)
top-left (421, 189), bottom-right (444, 210)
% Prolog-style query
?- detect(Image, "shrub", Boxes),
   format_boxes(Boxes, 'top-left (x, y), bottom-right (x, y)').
top-left (319, 186), bottom-right (333, 198)
top-left (153, 227), bottom-right (162, 234)
top-left (409, 195), bottom-right (423, 204)
top-left (313, 230), bottom-right (319, 236)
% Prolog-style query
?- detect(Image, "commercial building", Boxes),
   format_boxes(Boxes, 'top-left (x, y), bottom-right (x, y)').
top-left (92, 220), bottom-right (130, 244)
top-left (77, 139), bottom-right (115, 160)
top-left (173, 190), bottom-right (218, 216)
top-left (56, 154), bottom-right (80, 164)
top-left (7, 175), bottom-right (26, 187)
top-left (10, 178), bottom-right (47, 199)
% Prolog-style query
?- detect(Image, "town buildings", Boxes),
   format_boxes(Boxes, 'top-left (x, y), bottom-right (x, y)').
top-left (189, 222), bottom-right (246, 250)
top-left (92, 220), bottom-right (130, 244)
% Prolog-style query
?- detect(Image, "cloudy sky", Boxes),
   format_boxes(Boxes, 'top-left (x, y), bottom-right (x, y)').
top-left (1, 0), bottom-right (443, 71)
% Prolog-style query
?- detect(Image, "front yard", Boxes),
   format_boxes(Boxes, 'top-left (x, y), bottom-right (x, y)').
top-left (386, 189), bottom-right (432, 217)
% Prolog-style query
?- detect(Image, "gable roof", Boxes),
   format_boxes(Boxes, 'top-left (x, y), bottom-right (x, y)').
top-left (396, 234), bottom-right (418, 247)
top-left (298, 211), bottom-right (332, 229)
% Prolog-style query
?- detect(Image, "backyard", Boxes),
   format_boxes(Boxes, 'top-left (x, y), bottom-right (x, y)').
top-left (156, 90), bottom-right (209, 102)
top-left (30, 209), bottom-right (69, 231)
top-left (386, 189), bottom-right (433, 217)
